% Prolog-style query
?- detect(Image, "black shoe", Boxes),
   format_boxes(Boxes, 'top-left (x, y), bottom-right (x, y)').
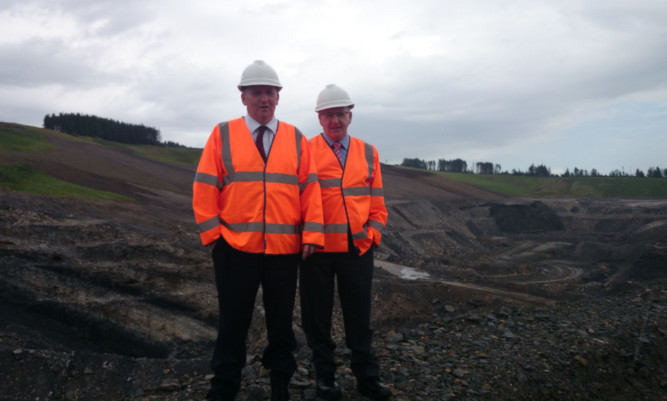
top-left (270, 372), bottom-right (291, 401)
top-left (357, 378), bottom-right (392, 400)
top-left (203, 389), bottom-right (234, 401)
top-left (316, 377), bottom-right (342, 400)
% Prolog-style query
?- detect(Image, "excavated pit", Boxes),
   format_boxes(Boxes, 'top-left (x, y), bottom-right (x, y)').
top-left (0, 129), bottom-right (665, 400)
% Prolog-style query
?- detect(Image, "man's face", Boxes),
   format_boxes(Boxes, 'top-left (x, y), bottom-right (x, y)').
top-left (241, 85), bottom-right (280, 124)
top-left (318, 107), bottom-right (352, 141)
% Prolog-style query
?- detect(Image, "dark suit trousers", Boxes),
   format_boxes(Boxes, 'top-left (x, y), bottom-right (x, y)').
top-left (210, 238), bottom-right (298, 396)
top-left (299, 246), bottom-right (379, 381)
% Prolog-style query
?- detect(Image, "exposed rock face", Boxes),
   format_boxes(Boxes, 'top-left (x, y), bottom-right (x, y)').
top-left (1, 131), bottom-right (666, 400)
top-left (489, 201), bottom-right (564, 233)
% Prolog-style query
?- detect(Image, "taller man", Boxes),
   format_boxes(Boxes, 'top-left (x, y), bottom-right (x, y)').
top-left (193, 60), bottom-right (324, 401)
top-left (300, 84), bottom-right (391, 400)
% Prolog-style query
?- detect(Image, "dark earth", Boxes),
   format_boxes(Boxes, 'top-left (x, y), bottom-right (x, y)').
top-left (1, 123), bottom-right (666, 400)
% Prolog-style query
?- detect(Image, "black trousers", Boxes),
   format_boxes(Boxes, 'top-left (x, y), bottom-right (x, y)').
top-left (210, 238), bottom-right (298, 396)
top-left (299, 246), bottom-right (379, 381)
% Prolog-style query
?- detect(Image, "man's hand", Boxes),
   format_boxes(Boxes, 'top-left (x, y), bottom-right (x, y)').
top-left (302, 244), bottom-right (317, 260)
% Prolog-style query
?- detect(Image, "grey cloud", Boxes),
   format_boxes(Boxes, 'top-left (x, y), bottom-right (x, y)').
top-left (2, 0), bottom-right (665, 175)
top-left (53, 0), bottom-right (157, 35)
top-left (0, 38), bottom-right (109, 88)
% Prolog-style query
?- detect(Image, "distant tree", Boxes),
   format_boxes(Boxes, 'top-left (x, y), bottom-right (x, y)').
top-left (401, 157), bottom-right (428, 169)
top-left (536, 164), bottom-right (551, 177)
top-left (528, 164), bottom-right (551, 177)
top-left (164, 140), bottom-right (185, 148)
top-left (609, 169), bottom-right (629, 177)
top-left (571, 167), bottom-right (590, 177)
top-left (454, 159), bottom-right (467, 173)
top-left (648, 166), bottom-right (664, 178)
top-left (43, 113), bottom-right (161, 145)
top-left (437, 158), bottom-right (468, 173)
top-left (399, 156), bottom-right (657, 179)
top-left (475, 162), bottom-right (494, 175)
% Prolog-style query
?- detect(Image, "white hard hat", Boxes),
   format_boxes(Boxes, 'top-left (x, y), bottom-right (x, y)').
top-left (315, 84), bottom-right (354, 112)
top-left (238, 60), bottom-right (282, 90)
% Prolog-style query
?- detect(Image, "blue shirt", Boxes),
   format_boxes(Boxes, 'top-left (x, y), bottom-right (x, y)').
top-left (321, 133), bottom-right (350, 167)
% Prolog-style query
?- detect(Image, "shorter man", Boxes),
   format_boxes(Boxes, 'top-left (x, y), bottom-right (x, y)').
top-left (300, 84), bottom-right (391, 400)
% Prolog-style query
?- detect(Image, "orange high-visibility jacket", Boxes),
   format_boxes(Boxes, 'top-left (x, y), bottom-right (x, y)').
top-left (309, 134), bottom-right (387, 255)
top-left (193, 118), bottom-right (324, 254)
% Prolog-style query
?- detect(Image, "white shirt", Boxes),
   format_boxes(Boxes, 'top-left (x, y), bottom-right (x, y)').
top-left (244, 115), bottom-right (278, 158)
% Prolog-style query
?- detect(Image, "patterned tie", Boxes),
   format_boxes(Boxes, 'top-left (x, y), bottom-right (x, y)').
top-left (332, 142), bottom-right (343, 164)
top-left (255, 125), bottom-right (267, 162)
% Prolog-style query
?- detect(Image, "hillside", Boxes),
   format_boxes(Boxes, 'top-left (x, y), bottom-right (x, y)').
top-left (1, 123), bottom-right (666, 401)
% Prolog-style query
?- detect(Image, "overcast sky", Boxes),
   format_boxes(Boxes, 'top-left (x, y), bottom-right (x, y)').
top-left (2, 0), bottom-right (666, 174)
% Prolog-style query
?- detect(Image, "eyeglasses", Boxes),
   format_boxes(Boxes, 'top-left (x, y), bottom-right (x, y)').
top-left (319, 111), bottom-right (350, 120)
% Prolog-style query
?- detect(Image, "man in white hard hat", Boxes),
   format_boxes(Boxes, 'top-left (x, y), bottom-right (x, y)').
top-left (300, 84), bottom-right (391, 400)
top-left (193, 60), bottom-right (324, 401)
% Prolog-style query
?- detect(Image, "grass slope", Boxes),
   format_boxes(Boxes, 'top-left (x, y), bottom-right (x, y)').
top-left (0, 163), bottom-right (130, 200)
top-left (90, 137), bottom-right (202, 167)
top-left (402, 168), bottom-right (667, 198)
top-left (0, 125), bottom-right (54, 152)
top-left (1, 122), bottom-right (198, 199)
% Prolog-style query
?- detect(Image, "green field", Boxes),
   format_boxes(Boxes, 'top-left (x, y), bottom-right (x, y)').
top-left (1, 124), bottom-right (126, 199)
top-left (0, 163), bottom-right (130, 201)
top-left (0, 123), bottom-right (202, 199)
top-left (432, 169), bottom-right (667, 198)
top-left (0, 125), bottom-right (54, 152)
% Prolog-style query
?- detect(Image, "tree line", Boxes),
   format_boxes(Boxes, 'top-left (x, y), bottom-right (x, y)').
top-left (401, 157), bottom-right (666, 178)
top-left (43, 113), bottom-right (180, 146)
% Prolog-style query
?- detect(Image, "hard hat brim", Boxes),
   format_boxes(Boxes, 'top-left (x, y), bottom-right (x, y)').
top-left (315, 102), bottom-right (355, 112)
top-left (238, 84), bottom-right (283, 91)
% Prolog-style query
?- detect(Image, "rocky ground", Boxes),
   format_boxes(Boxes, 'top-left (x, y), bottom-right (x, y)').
top-left (1, 124), bottom-right (666, 400)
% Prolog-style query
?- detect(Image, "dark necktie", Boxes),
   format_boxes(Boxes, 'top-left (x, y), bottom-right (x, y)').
top-left (255, 125), bottom-right (268, 162)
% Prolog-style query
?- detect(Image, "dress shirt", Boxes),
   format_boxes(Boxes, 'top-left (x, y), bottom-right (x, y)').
top-left (244, 116), bottom-right (278, 158)
top-left (321, 133), bottom-right (350, 167)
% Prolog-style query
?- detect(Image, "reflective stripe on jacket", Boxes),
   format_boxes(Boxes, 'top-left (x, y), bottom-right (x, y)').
top-left (310, 134), bottom-right (387, 255)
top-left (193, 118), bottom-right (324, 254)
